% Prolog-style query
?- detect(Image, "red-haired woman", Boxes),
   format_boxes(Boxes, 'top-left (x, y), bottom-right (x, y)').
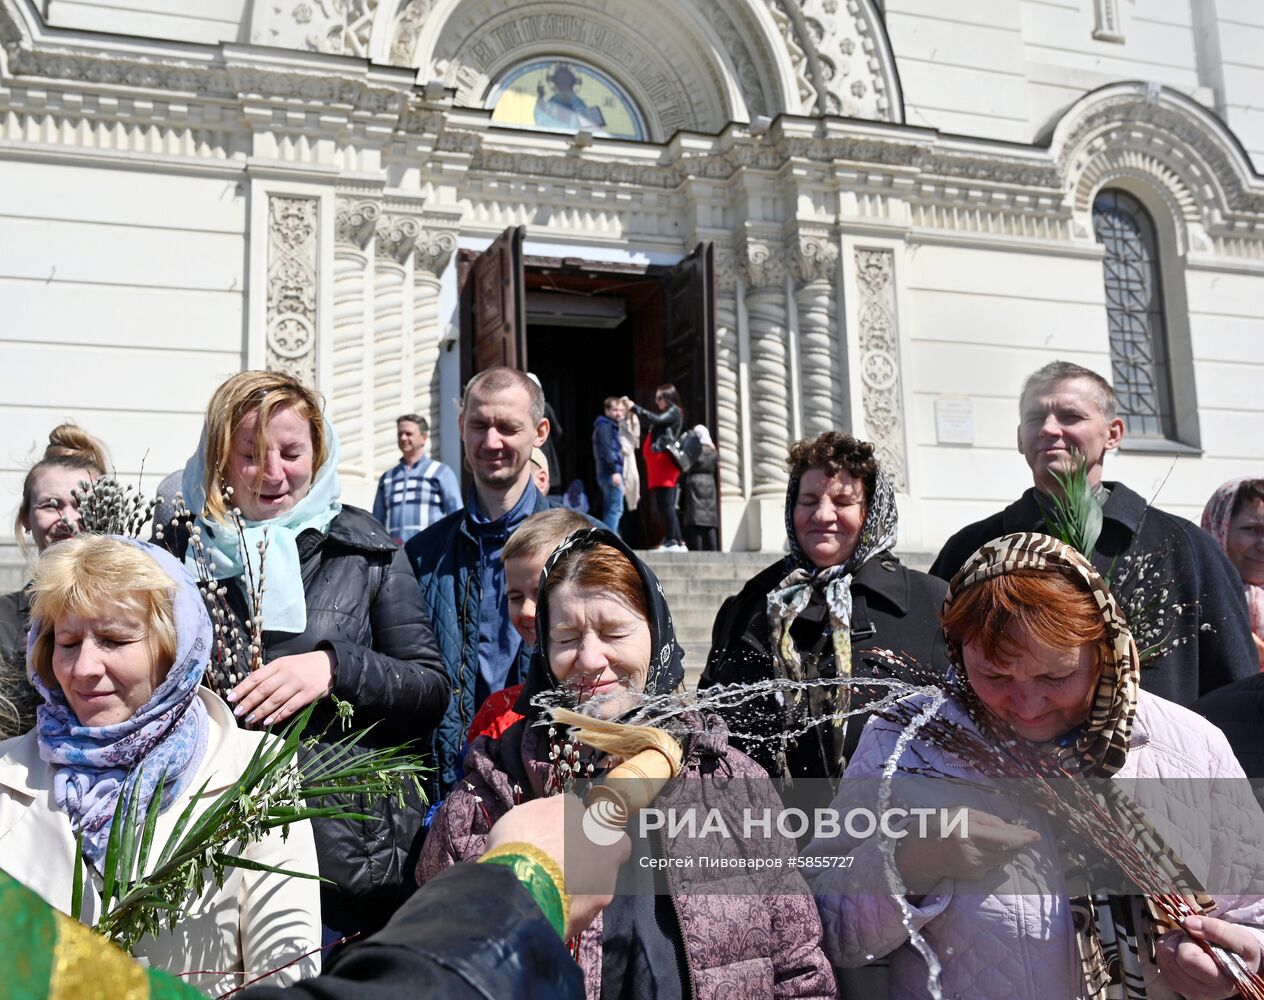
top-left (809, 533), bottom-right (1264, 1000)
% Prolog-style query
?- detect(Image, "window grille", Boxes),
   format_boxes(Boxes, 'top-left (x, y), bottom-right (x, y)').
top-left (1092, 189), bottom-right (1174, 438)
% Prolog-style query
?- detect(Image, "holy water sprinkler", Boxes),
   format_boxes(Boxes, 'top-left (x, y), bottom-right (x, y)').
top-left (549, 708), bottom-right (683, 838)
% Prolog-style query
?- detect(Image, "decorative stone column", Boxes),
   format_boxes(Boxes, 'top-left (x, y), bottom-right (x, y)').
top-left (713, 243), bottom-right (744, 500)
top-left (373, 214), bottom-right (419, 471)
top-left (265, 195), bottom-right (319, 387)
top-left (791, 229), bottom-right (841, 438)
top-left (412, 228), bottom-right (457, 448)
top-left (855, 248), bottom-right (909, 491)
top-left (332, 198), bottom-right (378, 477)
top-left (742, 237), bottom-right (791, 498)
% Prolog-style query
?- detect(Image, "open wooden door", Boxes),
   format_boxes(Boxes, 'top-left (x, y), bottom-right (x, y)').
top-left (662, 241), bottom-right (719, 540)
top-left (458, 225), bottom-right (527, 385)
top-left (663, 241), bottom-right (717, 440)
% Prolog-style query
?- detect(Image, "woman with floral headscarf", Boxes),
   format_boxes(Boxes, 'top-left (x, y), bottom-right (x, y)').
top-left (419, 527), bottom-right (837, 999)
top-left (0, 534), bottom-right (320, 991)
top-left (809, 532), bottom-right (1264, 1000)
top-left (700, 432), bottom-right (950, 787)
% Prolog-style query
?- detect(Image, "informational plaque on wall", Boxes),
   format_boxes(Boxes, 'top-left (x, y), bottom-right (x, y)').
top-left (934, 396), bottom-right (975, 445)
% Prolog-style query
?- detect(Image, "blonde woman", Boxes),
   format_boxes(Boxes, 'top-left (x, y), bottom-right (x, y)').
top-left (0, 535), bottom-right (320, 992)
top-left (165, 370), bottom-right (449, 939)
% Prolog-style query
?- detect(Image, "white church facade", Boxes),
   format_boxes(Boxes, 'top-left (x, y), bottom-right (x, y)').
top-left (2, 0), bottom-right (1263, 568)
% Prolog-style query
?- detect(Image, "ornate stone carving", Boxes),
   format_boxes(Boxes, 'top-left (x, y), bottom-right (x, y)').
top-left (792, 231), bottom-right (841, 436)
top-left (742, 234), bottom-right (792, 494)
top-left (431, 0), bottom-right (730, 136)
top-left (375, 214), bottom-right (420, 263)
top-left (712, 242), bottom-right (743, 497)
top-left (373, 251), bottom-right (407, 466)
top-left (854, 248), bottom-right (907, 491)
top-left (414, 228), bottom-right (458, 276)
top-left (765, 0), bottom-right (894, 121)
top-left (335, 198), bottom-right (381, 249)
top-left (332, 247), bottom-right (370, 474)
top-left (790, 232), bottom-right (840, 285)
top-left (390, 0), bottom-right (436, 65)
top-left (263, 0), bottom-right (380, 56)
top-left (266, 195), bottom-right (320, 386)
top-left (692, 0), bottom-right (769, 117)
top-left (742, 237), bottom-right (788, 291)
top-left (746, 284), bottom-right (792, 495)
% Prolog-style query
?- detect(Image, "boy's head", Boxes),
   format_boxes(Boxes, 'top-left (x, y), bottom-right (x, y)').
top-left (503, 508), bottom-right (591, 646)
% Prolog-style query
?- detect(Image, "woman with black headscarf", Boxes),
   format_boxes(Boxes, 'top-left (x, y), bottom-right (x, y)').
top-left (418, 527), bottom-right (836, 999)
top-left (701, 432), bottom-right (950, 789)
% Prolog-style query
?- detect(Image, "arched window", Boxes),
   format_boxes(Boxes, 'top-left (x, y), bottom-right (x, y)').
top-left (1091, 189), bottom-right (1174, 438)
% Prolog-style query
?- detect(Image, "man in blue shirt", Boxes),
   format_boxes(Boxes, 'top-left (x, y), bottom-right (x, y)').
top-left (405, 368), bottom-right (552, 795)
top-left (373, 414), bottom-right (462, 544)
top-left (592, 396), bottom-right (625, 534)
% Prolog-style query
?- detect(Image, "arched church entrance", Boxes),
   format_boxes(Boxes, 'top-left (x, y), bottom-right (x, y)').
top-left (458, 227), bottom-right (716, 542)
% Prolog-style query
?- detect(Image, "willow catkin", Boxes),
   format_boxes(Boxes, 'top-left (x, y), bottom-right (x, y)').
top-left (550, 708), bottom-right (683, 827)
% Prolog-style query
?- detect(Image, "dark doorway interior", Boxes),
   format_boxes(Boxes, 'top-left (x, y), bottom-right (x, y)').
top-left (526, 264), bottom-right (664, 533)
top-left (460, 232), bottom-right (716, 545)
top-left (529, 324), bottom-right (631, 507)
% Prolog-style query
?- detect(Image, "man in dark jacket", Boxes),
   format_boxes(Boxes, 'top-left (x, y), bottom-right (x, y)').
top-left (930, 360), bottom-right (1256, 706)
top-left (406, 367), bottom-right (552, 797)
top-left (592, 396), bottom-right (625, 533)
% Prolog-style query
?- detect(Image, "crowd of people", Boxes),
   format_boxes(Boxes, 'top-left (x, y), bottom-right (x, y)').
top-left (1, 358), bottom-right (1263, 998)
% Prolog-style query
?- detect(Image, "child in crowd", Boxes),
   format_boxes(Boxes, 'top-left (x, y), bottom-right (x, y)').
top-left (466, 508), bottom-right (590, 741)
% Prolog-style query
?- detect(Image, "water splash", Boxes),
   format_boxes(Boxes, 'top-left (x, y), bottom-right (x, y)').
top-left (528, 654), bottom-right (954, 1000)
top-left (876, 687), bottom-right (948, 1000)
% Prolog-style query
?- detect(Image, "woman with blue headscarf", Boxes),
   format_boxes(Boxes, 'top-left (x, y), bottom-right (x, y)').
top-left (165, 370), bottom-right (450, 939)
top-left (0, 534), bottom-right (321, 991)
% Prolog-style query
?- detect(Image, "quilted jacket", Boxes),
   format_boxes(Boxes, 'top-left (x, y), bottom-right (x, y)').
top-left (808, 691), bottom-right (1264, 1000)
top-left (404, 487), bottom-right (553, 797)
top-left (419, 714), bottom-right (838, 1000)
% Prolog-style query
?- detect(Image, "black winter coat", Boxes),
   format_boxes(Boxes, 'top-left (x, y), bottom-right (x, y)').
top-left (682, 446), bottom-right (719, 529)
top-left (699, 552), bottom-right (950, 793)
top-left (166, 506), bottom-right (450, 935)
top-left (1193, 673), bottom-right (1264, 785)
top-left (633, 402), bottom-right (682, 453)
top-left (244, 863), bottom-right (583, 1000)
top-left (0, 586), bottom-right (37, 742)
top-left (929, 482), bottom-right (1257, 706)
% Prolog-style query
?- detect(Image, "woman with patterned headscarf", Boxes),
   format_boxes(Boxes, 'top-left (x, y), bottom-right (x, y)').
top-left (809, 532), bottom-right (1264, 1000)
top-left (700, 432), bottom-right (950, 788)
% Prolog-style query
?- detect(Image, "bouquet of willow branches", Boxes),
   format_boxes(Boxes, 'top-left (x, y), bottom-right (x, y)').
top-left (72, 700), bottom-right (428, 955)
top-left (872, 678), bottom-right (1264, 999)
top-left (153, 486), bottom-right (269, 696)
top-left (1041, 455), bottom-right (1197, 667)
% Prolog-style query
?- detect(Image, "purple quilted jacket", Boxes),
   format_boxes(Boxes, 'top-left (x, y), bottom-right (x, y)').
top-left (418, 713), bottom-right (838, 1000)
